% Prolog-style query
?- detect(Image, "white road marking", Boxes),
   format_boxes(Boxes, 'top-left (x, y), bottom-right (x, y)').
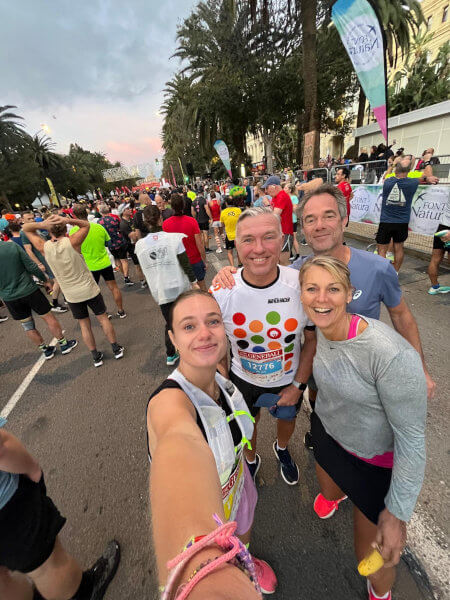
top-left (207, 253), bottom-right (223, 273)
top-left (1, 337), bottom-right (57, 419)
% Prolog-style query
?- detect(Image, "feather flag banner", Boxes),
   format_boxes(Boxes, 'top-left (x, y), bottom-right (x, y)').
top-left (332, 0), bottom-right (388, 141)
top-left (213, 140), bottom-right (232, 178)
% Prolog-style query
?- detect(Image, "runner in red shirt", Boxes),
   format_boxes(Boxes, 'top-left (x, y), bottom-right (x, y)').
top-left (208, 191), bottom-right (225, 254)
top-left (163, 193), bottom-right (208, 290)
top-left (261, 175), bottom-right (293, 265)
top-left (335, 167), bottom-right (353, 220)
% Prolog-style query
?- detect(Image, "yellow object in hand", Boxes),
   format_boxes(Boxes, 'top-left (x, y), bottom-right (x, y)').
top-left (358, 548), bottom-right (384, 576)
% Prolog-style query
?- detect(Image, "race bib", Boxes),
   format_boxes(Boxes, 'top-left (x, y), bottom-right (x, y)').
top-left (222, 450), bottom-right (245, 521)
top-left (238, 348), bottom-right (283, 384)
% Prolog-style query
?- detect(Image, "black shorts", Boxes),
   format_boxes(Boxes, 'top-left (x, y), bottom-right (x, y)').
top-left (110, 245), bottom-right (128, 260)
top-left (92, 265), bottom-right (115, 283)
top-left (0, 475), bottom-right (66, 572)
top-left (225, 237), bottom-right (235, 250)
top-left (127, 244), bottom-right (139, 265)
top-left (375, 222), bottom-right (409, 244)
top-left (293, 222), bottom-right (298, 233)
top-left (311, 412), bottom-right (392, 525)
top-left (230, 371), bottom-right (296, 418)
top-left (198, 222), bottom-right (209, 232)
top-left (281, 234), bottom-right (294, 253)
top-left (67, 293), bottom-right (106, 320)
top-left (433, 223), bottom-right (449, 251)
top-left (4, 289), bottom-right (51, 321)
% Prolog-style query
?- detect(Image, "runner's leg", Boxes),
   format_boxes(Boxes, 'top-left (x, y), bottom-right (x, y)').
top-left (0, 567), bottom-right (33, 600)
top-left (41, 312), bottom-right (63, 339)
top-left (120, 259), bottom-right (129, 278)
top-left (96, 313), bottom-right (117, 344)
top-left (353, 506), bottom-right (395, 597)
top-left (213, 227), bottom-right (222, 250)
top-left (27, 537), bottom-right (82, 600)
top-left (105, 280), bottom-right (124, 312)
top-left (227, 250), bottom-right (234, 267)
top-left (377, 243), bottom-right (388, 258)
top-left (159, 303), bottom-right (176, 358)
top-left (428, 249), bottom-right (444, 286)
top-left (393, 242), bottom-right (404, 272)
top-left (315, 462), bottom-right (345, 501)
top-left (78, 317), bottom-right (97, 351)
top-left (276, 418), bottom-right (296, 449)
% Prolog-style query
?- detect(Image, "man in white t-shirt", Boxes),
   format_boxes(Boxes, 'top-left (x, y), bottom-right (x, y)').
top-left (210, 207), bottom-right (316, 485)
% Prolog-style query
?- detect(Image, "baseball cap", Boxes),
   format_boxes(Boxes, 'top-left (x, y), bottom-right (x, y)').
top-left (261, 175), bottom-right (280, 189)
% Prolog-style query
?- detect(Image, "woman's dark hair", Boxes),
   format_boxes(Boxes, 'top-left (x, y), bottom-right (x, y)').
top-left (168, 289), bottom-right (219, 330)
top-left (170, 193), bottom-right (184, 216)
top-left (129, 200), bottom-right (135, 209)
top-left (143, 205), bottom-right (161, 228)
top-left (9, 221), bottom-right (21, 232)
top-left (210, 191), bottom-right (216, 199)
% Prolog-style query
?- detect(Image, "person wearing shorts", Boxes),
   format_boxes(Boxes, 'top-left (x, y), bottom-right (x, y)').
top-left (261, 176), bottom-right (293, 266)
top-left (0, 240), bottom-right (76, 360)
top-left (427, 194), bottom-right (450, 294)
top-left (163, 193), bottom-right (208, 291)
top-left (70, 204), bottom-right (126, 318)
top-left (23, 215), bottom-right (124, 369)
top-left (220, 198), bottom-right (241, 267)
top-left (208, 191), bottom-right (225, 253)
top-left (191, 193), bottom-right (211, 252)
top-left (376, 158), bottom-right (420, 273)
top-left (211, 208), bottom-right (316, 486)
top-left (99, 205), bottom-right (134, 286)
top-left (120, 206), bottom-right (147, 288)
top-left (0, 421), bottom-right (120, 600)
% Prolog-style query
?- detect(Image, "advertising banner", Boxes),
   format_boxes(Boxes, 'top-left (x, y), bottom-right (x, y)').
top-left (350, 185), bottom-right (449, 235)
top-left (213, 140), bottom-right (232, 178)
top-left (332, 0), bottom-right (388, 141)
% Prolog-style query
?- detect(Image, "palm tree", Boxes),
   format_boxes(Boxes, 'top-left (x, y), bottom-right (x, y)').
top-left (28, 133), bottom-right (62, 173)
top-left (0, 105), bottom-right (27, 160)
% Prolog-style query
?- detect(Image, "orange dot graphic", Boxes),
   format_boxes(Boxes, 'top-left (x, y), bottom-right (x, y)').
top-left (284, 360), bottom-right (292, 371)
top-left (249, 320), bottom-right (263, 333)
top-left (284, 318), bottom-right (298, 332)
top-left (268, 342), bottom-right (282, 350)
top-left (233, 328), bottom-right (247, 339)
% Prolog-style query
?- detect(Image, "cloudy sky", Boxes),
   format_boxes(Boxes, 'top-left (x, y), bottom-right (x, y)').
top-left (1, 0), bottom-right (196, 166)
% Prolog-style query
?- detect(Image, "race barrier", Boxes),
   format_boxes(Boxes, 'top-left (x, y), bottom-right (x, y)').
top-left (349, 184), bottom-right (449, 236)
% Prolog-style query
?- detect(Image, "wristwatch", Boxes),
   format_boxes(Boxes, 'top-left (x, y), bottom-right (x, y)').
top-left (292, 381), bottom-right (307, 391)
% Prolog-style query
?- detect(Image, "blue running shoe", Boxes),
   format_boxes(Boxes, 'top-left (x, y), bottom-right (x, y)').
top-left (246, 454), bottom-right (261, 482)
top-left (273, 441), bottom-right (299, 485)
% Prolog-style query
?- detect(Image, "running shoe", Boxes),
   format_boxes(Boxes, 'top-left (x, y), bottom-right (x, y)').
top-left (140, 280), bottom-right (147, 289)
top-left (303, 431), bottom-right (314, 451)
top-left (205, 248), bottom-right (212, 253)
top-left (43, 345), bottom-right (56, 360)
top-left (166, 352), bottom-right (179, 366)
top-left (93, 352), bottom-right (104, 368)
top-left (313, 493), bottom-right (347, 519)
top-left (367, 579), bottom-right (391, 600)
top-left (252, 557), bottom-right (277, 595)
top-left (0, 315), bottom-right (8, 323)
top-left (87, 540), bottom-right (121, 600)
top-left (113, 346), bottom-right (124, 359)
top-left (116, 310), bottom-right (127, 319)
top-left (124, 277), bottom-right (134, 286)
top-left (107, 313), bottom-right (112, 320)
top-left (51, 305), bottom-right (68, 313)
top-left (215, 247), bottom-right (223, 253)
top-left (289, 254), bottom-right (299, 262)
top-left (273, 441), bottom-right (299, 485)
top-left (60, 339), bottom-right (78, 355)
top-left (246, 454), bottom-right (261, 481)
top-left (386, 251), bottom-right (394, 262)
top-left (428, 285), bottom-right (450, 295)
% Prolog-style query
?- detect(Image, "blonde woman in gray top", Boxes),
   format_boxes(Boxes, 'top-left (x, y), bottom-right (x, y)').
top-left (23, 215), bottom-right (124, 368)
top-left (299, 256), bottom-right (426, 600)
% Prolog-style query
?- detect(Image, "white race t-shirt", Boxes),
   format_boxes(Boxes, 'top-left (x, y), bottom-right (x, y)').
top-left (135, 231), bottom-right (190, 305)
top-left (439, 194), bottom-right (450, 227)
top-left (211, 266), bottom-right (312, 387)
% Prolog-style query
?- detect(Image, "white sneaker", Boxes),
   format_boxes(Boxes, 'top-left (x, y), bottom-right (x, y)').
top-left (216, 247), bottom-right (223, 253)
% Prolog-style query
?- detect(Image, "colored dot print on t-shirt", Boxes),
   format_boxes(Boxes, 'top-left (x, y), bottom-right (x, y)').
top-left (252, 346), bottom-right (266, 353)
top-left (249, 320), bottom-right (263, 333)
top-left (284, 334), bottom-right (296, 343)
top-left (234, 328), bottom-right (247, 338)
top-left (251, 335), bottom-right (264, 344)
top-left (237, 340), bottom-right (249, 349)
top-left (268, 341), bottom-right (282, 350)
top-left (284, 318), bottom-right (298, 332)
top-left (267, 328), bottom-right (282, 339)
top-left (233, 313), bottom-right (246, 326)
top-left (266, 311), bottom-right (281, 325)
top-left (284, 343), bottom-right (294, 353)
top-left (284, 360), bottom-right (292, 371)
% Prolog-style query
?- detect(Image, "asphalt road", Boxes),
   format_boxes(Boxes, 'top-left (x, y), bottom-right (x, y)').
top-left (0, 237), bottom-right (448, 600)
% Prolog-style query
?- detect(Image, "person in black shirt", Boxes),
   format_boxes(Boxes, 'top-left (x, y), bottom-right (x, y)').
top-left (120, 206), bottom-right (146, 288)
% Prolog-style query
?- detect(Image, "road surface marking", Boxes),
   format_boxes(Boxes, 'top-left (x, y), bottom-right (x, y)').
top-left (1, 337), bottom-right (57, 419)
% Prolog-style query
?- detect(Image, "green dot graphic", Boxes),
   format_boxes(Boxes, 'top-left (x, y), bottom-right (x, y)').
top-left (251, 335), bottom-right (264, 344)
top-left (266, 311), bottom-right (280, 325)
top-left (284, 343), bottom-right (294, 352)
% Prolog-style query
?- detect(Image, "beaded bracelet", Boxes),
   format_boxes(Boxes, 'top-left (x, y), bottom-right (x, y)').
top-left (160, 514), bottom-right (261, 599)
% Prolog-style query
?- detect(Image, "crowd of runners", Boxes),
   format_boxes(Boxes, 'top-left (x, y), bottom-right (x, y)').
top-left (0, 167), bottom-right (448, 599)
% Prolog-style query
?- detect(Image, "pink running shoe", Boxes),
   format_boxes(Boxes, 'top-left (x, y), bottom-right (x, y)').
top-left (313, 493), bottom-right (347, 519)
top-left (252, 557), bottom-right (277, 595)
top-left (368, 580), bottom-right (392, 600)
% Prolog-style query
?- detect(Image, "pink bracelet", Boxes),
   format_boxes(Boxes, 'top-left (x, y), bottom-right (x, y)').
top-left (160, 514), bottom-right (261, 599)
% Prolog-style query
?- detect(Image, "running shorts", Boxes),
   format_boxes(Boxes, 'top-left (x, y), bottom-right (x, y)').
top-left (229, 370), bottom-right (298, 418)
top-left (212, 221), bottom-right (221, 228)
top-left (198, 222), bottom-right (209, 231)
top-left (311, 412), bottom-right (392, 525)
top-left (0, 474), bottom-right (66, 572)
top-left (375, 222), bottom-right (409, 244)
top-left (191, 260), bottom-right (206, 282)
top-left (225, 237), bottom-right (235, 250)
top-left (92, 265), bottom-right (115, 283)
top-left (127, 243), bottom-right (139, 265)
top-left (4, 289), bottom-right (51, 321)
top-left (110, 245), bottom-right (128, 260)
top-left (433, 223), bottom-right (449, 251)
top-left (67, 293), bottom-right (106, 320)
top-left (282, 234), bottom-right (294, 254)
top-left (293, 222), bottom-right (298, 233)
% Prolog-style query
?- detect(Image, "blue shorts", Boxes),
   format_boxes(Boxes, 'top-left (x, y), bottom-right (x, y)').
top-left (191, 260), bottom-right (206, 282)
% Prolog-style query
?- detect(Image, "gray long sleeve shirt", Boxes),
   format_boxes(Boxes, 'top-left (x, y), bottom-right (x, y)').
top-left (314, 317), bottom-right (427, 522)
